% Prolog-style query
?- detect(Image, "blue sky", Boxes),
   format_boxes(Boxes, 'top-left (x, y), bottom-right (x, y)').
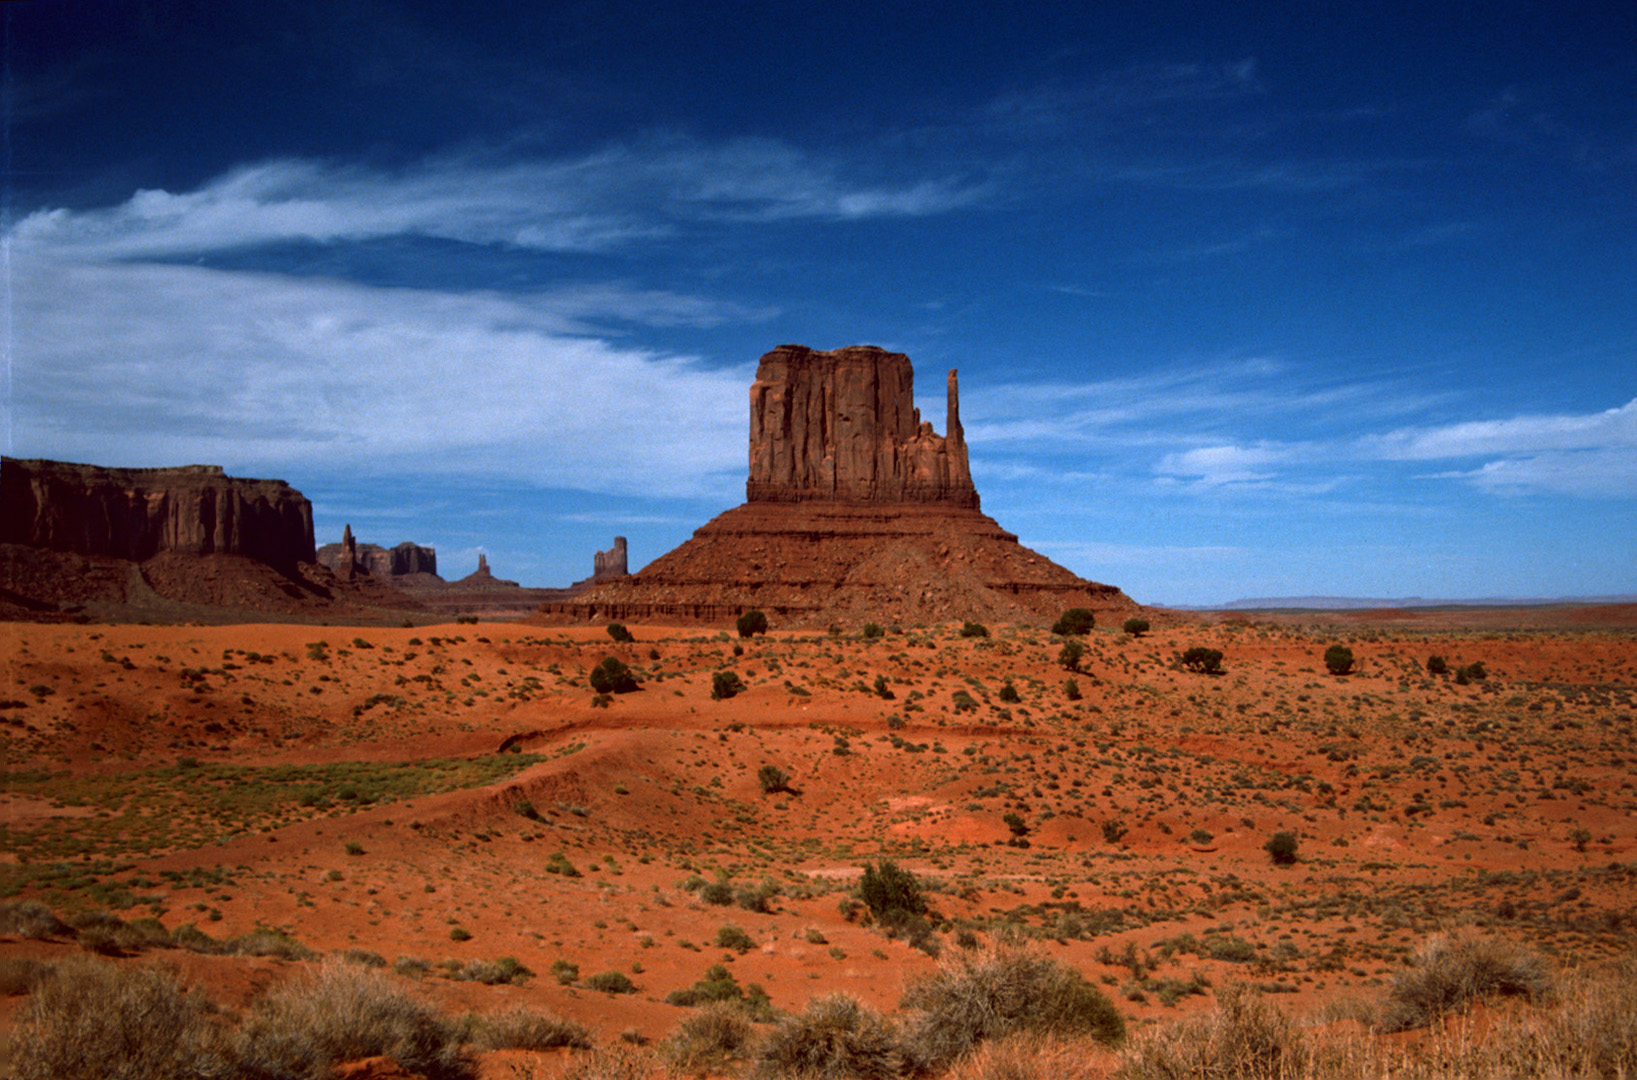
top-left (4, 0), bottom-right (1633, 606)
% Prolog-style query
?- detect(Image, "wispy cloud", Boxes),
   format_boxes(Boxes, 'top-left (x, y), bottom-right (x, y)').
top-left (1364, 399), bottom-right (1637, 461)
top-left (12, 138), bottom-right (988, 262)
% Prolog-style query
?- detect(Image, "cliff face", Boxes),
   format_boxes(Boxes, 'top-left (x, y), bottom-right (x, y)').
top-left (593, 537), bottom-right (628, 581)
top-left (1, 458), bottom-right (315, 567)
top-left (746, 345), bottom-right (977, 507)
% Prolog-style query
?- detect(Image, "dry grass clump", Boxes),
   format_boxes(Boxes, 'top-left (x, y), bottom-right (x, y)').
top-left (1378, 934), bottom-right (1553, 1033)
top-left (0, 899), bottom-right (70, 939)
top-left (11, 954), bottom-right (228, 1080)
top-left (899, 940), bottom-right (1125, 1073)
top-left (468, 1004), bottom-right (593, 1051)
top-left (941, 1033), bottom-right (1113, 1080)
top-left (662, 1001), bottom-right (757, 1076)
top-left (559, 1043), bottom-right (660, 1080)
top-left (1116, 984), bottom-right (1308, 1080)
top-left (753, 992), bottom-right (901, 1080)
top-left (0, 956), bottom-right (52, 996)
top-left (234, 958), bottom-right (474, 1080)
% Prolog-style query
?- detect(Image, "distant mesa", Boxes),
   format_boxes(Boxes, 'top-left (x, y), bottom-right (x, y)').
top-left (0, 456), bottom-right (396, 620)
top-left (545, 344), bottom-right (1139, 628)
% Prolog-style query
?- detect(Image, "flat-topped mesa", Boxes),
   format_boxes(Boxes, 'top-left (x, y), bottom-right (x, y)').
top-left (746, 345), bottom-right (978, 508)
top-left (1, 457), bottom-right (315, 567)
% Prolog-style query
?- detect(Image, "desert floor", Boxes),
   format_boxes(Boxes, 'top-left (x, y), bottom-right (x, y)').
top-left (2, 611), bottom-right (1634, 1074)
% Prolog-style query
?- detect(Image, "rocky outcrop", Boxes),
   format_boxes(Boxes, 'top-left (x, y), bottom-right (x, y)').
top-left (545, 345), bottom-right (1139, 628)
top-left (1, 457), bottom-right (315, 567)
top-left (316, 533), bottom-right (437, 578)
top-left (746, 345), bottom-right (977, 507)
top-left (594, 537), bottom-right (629, 581)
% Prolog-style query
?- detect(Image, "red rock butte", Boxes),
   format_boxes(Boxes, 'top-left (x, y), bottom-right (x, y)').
top-left (546, 345), bottom-right (1138, 627)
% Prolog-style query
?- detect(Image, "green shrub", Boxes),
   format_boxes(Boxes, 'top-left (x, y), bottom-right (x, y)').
top-left (712, 671), bottom-right (746, 700)
top-left (753, 993), bottom-right (901, 1080)
top-left (584, 970), bottom-right (638, 995)
top-left (545, 851), bottom-right (581, 877)
top-left (715, 925), bottom-right (756, 953)
top-left (589, 656), bottom-right (640, 694)
top-left (1101, 820), bottom-right (1128, 844)
top-left (1063, 678), bottom-right (1082, 700)
top-left (1051, 608), bottom-right (1096, 636)
top-left (234, 959), bottom-right (473, 1079)
top-left (549, 959), bottom-right (580, 985)
top-left (899, 942), bottom-right (1125, 1072)
top-left (469, 1005), bottom-right (591, 1051)
top-left (1122, 617), bottom-right (1149, 637)
top-left (1003, 812), bottom-right (1029, 837)
top-left (0, 900), bottom-right (70, 940)
top-left (1059, 639), bottom-right (1085, 671)
top-left (960, 621), bottom-right (990, 639)
top-left (998, 680), bottom-right (1021, 703)
top-left (12, 955), bottom-right (228, 1080)
top-left (1264, 831), bottom-right (1299, 865)
top-left (1180, 647), bottom-right (1223, 674)
top-left (874, 673), bottom-right (894, 699)
top-left (1426, 654), bottom-right (1448, 675)
top-left (606, 623), bottom-right (634, 643)
top-left (736, 610), bottom-right (768, 638)
top-left (862, 622), bottom-right (885, 639)
top-left (1323, 644), bottom-right (1355, 676)
top-left (1461, 660), bottom-right (1488, 681)
top-left (859, 859), bottom-right (926, 925)
top-left (699, 880), bottom-right (735, 906)
top-left (758, 764), bottom-right (790, 794)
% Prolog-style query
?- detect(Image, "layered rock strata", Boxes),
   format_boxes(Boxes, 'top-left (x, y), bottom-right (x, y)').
top-left (1, 457), bottom-right (315, 566)
top-left (545, 345), bottom-right (1138, 628)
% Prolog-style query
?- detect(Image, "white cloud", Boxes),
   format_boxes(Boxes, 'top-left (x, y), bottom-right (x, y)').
top-left (1154, 443), bottom-right (1293, 485)
top-left (8, 256), bottom-right (748, 497)
top-left (1365, 399), bottom-right (1637, 460)
top-left (11, 138), bottom-right (986, 261)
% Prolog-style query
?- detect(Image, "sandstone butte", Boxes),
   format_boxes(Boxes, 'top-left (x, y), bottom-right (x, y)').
top-left (545, 344), bottom-right (1139, 627)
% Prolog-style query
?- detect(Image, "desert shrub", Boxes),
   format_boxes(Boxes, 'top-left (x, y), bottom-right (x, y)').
top-left (589, 656), bottom-right (640, 694)
top-left (12, 955), bottom-right (228, 1080)
top-left (0, 956), bottom-right (50, 996)
top-left (758, 764), bottom-right (790, 794)
top-left (1051, 608), bottom-right (1096, 636)
top-left (456, 956), bottom-right (530, 984)
top-left (1180, 647), bottom-right (1223, 674)
top-left (943, 1033), bottom-right (1108, 1080)
top-left (1264, 831), bottom-right (1299, 865)
top-left (862, 622), bottom-right (885, 639)
top-left (665, 962), bottom-right (773, 1019)
top-left (1003, 812), bottom-right (1029, 838)
top-left (900, 941), bottom-right (1125, 1072)
top-left (1460, 660), bottom-right (1488, 681)
top-left (712, 670), bottom-right (746, 700)
top-left (234, 959), bottom-right (473, 1080)
top-left (1101, 819), bottom-right (1128, 843)
top-left (1545, 957), bottom-right (1637, 1078)
top-left (716, 925), bottom-right (757, 953)
top-left (960, 621), bottom-right (990, 639)
top-left (1063, 678), bottom-right (1081, 700)
top-left (545, 851), bottom-right (581, 877)
top-left (1059, 639), bottom-right (1085, 671)
top-left (606, 622), bottom-right (634, 643)
top-left (736, 881), bottom-right (779, 913)
top-left (1323, 644), bottom-right (1355, 675)
top-left (1115, 984), bottom-right (1305, 1080)
top-left (1426, 654), bottom-right (1448, 675)
top-left (874, 673), bottom-right (894, 699)
top-left (469, 1005), bottom-right (591, 1051)
top-left (0, 900), bottom-right (70, 939)
top-left (952, 690), bottom-right (980, 712)
top-left (754, 993), bottom-right (901, 1080)
top-left (998, 680), bottom-right (1021, 703)
top-left (339, 948), bottom-right (388, 968)
top-left (663, 1002), bottom-right (756, 1076)
top-left (737, 610), bottom-right (769, 637)
top-left (584, 970), bottom-right (638, 995)
top-left (1378, 934), bottom-right (1553, 1032)
top-left (859, 859), bottom-right (926, 925)
top-left (699, 879), bottom-right (736, 906)
top-left (1121, 617), bottom-right (1149, 637)
top-left (549, 958), bottom-right (580, 985)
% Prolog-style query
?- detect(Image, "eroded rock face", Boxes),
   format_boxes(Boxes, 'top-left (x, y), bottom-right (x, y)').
top-left (746, 345), bottom-right (977, 507)
top-left (1, 457), bottom-right (315, 567)
top-left (593, 537), bottom-right (628, 581)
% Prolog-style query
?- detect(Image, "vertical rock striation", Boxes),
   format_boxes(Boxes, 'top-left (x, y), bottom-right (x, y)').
top-left (1, 457), bottom-right (315, 567)
top-left (746, 345), bottom-right (977, 507)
